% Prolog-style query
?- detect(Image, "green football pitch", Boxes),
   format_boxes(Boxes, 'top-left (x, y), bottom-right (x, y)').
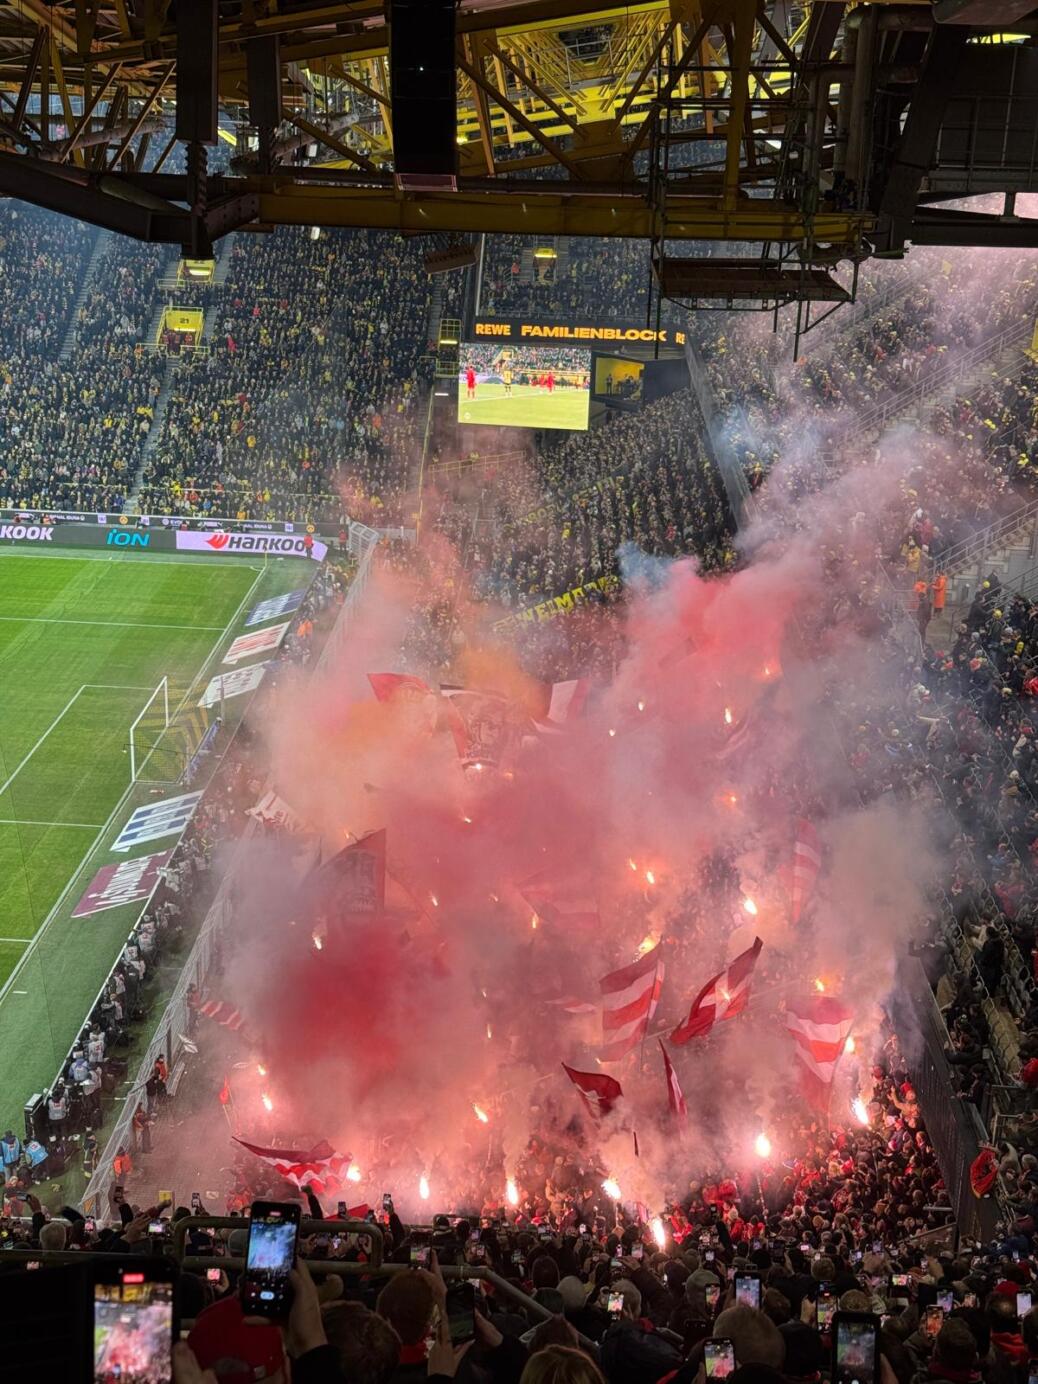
top-left (0, 549), bottom-right (311, 1131)
top-left (457, 381), bottom-right (590, 431)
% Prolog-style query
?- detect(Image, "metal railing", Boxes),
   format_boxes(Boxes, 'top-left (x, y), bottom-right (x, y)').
top-left (937, 496), bottom-right (1038, 578)
top-left (317, 524), bottom-right (381, 672)
top-left (81, 878), bottom-right (240, 1217)
top-left (853, 322), bottom-right (1032, 438)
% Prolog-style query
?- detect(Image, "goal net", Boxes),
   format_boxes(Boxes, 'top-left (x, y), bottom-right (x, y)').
top-left (129, 678), bottom-right (210, 784)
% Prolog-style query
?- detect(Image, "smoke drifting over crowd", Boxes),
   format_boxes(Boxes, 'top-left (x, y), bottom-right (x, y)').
top-left (204, 434), bottom-right (942, 1222)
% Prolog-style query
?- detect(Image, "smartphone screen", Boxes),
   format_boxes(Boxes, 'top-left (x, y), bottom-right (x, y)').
top-left (382, 1194), bottom-right (393, 1211)
top-left (705, 1339), bottom-right (737, 1378)
top-left (469, 1243), bottom-right (487, 1262)
top-left (632, 1244), bottom-right (644, 1260)
top-left (937, 1291), bottom-right (954, 1313)
top-left (241, 1201), bottom-right (300, 1319)
top-left (94, 1271), bottom-right (174, 1384)
top-left (818, 1297), bottom-right (836, 1330)
top-left (446, 1282), bottom-right (476, 1343)
top-left (924, 1307), bottom-right (944, 1338)
top-left (206, 1268), bottom-right (221, 1283)
top-left (607, 1291), bottom-right (625, 1317)
top-left (892, 1274), bottom-right (910, 1287)
top-left (964, 1293), bottom-right (978, 1309)
top-left (148, 1221), bottom-right (166, 1236)
top-left (705, 1250), bottom-right (716, 1262)
top-left (735, 1274), bottom-right (762, 1310)
top-left (411, 1234), bottom-right (431, 1268)
top-left (706, 1284), bottom-right (721, 1311)
top-left (1019, 1292), bottom-right (1033, 1317)
top-left (191, 1192), bottom-right (201, 1210)
top-left (834, 1316), bottom-right (878, 1384)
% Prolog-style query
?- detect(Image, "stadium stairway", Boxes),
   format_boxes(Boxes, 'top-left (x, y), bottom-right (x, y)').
top-left (124, 357), bottom-right (179, 514)
top-left (856, 319), bottom-right (1034, 442)
top-left (58, 227), bottom-right (107, 361)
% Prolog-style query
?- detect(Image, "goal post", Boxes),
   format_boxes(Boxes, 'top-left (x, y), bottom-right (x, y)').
top-left (129, 676), bottom-right (170, 783)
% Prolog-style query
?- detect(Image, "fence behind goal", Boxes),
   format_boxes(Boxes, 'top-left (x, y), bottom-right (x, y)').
top-left (129, 674), bottom-right (213, 785)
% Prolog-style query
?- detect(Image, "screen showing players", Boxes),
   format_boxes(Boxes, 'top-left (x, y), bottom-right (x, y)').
top-left (458, 345), bottom-right (591, 431)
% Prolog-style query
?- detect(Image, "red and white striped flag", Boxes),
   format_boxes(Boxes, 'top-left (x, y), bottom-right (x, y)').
top-left (791, 819), bottom-right (822, 923)
top-left (785, 995), bottom-right (853, 1086)
top-left (561, 1063), bottom-right (623, 1119)
top-left (519, 863), bottom-right (600, 933)
top-left (600, 945), bottom-right (664, 1062)
top-left (190, 996), bottom-right (245, 1032)
top-left (233, 1137), bottom-right (353, 1197)
top-left (670, 937), bottom-right (763, 1045)
top-left (659, 1040), bottom-right (687, 1120)
top-left (546, 996), bottom-right (598, 1015)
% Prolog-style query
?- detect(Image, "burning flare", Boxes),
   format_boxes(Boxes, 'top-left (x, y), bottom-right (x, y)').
top-left (601, 1178), bottom-right (622, 1201)
top-left (312, 932), bottom-right (323, 952)
top-left (419, 1176), bottom-right (430, 1201)
top-left (755, 1132), bottom-right (772, 1159)
top-left (814, 977), bottom-right (826, 993)
top-left (261, 1093), bottom-right (273, 1113)
top-left (346, 1165), bottom-right (362, 1183)
top-left (645, 870), bottom-right (656, 886)
top-left (473, 1103), bottom-right (489, 1124)
top-left (724, 707), bottom-right (733, 725)
top-left (256, 1064), bottom-right (267, 1078)
top-left (651, 1217), bottom-right (667, 1249)
top-left (845, 1035), bottom-right (856, 1054)
top-left (506, 1179), bottom-right (519, 1207)
top-left (742, 896), bottom-right (758, 916)
top-left (852, 1096), bottom-right (869, 1126)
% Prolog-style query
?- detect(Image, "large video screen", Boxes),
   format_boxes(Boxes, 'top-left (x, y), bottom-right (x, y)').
top-left (458, 344), bottom-right (591, 431)
top-left (592, 353), bottom-right (645, 405)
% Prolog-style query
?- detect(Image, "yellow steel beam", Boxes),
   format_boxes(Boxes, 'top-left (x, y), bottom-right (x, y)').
top-left (247, 178), bottom-right (869, 245)
top-left (722, 0), bottom-right (756, 211)
top-left (465, 35), bottom-right (497, 175)
top-left (456, 50), bottom-right (586, 179)
top-left (488, 40), bottom-right (579, 131)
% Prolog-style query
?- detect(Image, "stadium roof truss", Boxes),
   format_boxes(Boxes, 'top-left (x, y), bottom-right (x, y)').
top-left (0, 0), bottom-right (1035, 297)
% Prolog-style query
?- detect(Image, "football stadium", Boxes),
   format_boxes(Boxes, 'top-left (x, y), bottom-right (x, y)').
top-left (6, 2), bottom-right (1038, 1379)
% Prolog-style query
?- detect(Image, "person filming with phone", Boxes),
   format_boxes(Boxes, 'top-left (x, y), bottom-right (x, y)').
top-left (598, 1277), bottom-right (682, 1384)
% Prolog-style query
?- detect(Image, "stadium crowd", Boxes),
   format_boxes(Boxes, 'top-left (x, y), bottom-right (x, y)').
top-left (12, 204), bottom-right (1038, 1382)
top-left (4, 1019), bottom-right (1036, 1384)
top-left (136, 227), bottom-right (434, 527)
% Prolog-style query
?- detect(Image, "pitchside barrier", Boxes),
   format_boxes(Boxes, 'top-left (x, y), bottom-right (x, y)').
top-left (80, 546), bottom-right (380, 1212)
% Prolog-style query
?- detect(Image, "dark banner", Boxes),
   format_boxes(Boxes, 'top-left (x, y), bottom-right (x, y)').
top-left (0, 522), bottom-right (327, 560)
top-left (472, 318), bottom-right (687, 348)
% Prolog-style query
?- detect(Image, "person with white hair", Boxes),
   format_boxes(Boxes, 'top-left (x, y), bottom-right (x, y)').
top-left (38, 1219), bottom-right (69, 1252)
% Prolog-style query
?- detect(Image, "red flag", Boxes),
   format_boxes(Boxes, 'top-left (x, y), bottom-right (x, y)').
top-left (368, 672), bottom-right (433, 703)
top-left (561, 1063), bottom-right (622, 1118)
top-left (519, 863), bottom-right (600, 933)
top-left (784, 995), bottom-right (853, 1093)
top-left (670, 937), bottom-right (763, 1044)
top-left (218, 1077), bottom-right (231, 1106)
top-left (440, 685), bottom-right (521, 770)
top-left (791, 819), bottom-right (822, 923)
top-left (310, 829), bottom-right (386, 914)
top-left (233, 1137), bottom-right (353, 1197)
top-left (600, 945), bottom-right (665, 1062)
top-left (659, 1040), bottom-right (687, 1119)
